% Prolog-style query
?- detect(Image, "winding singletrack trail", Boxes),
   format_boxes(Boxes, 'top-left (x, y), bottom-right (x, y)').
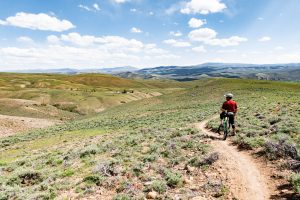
top-left (196, 116), bottom-right (272, 200)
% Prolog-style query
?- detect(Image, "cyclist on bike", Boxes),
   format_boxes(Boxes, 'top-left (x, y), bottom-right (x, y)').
top-left (218, 93), bottom-right (238, 135)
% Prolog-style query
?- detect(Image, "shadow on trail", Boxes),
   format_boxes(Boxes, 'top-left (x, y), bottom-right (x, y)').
top-left (270, 183), bottom-right (299, 200)
top-left (202, 133), bottom-right (223, 141)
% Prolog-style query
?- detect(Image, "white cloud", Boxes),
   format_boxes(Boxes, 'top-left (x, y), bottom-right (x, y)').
top-left (170, 31), bottom-right (183, 37)
top-left (149, 11), bottom-right (154, 15)
top-left (78, 4), bottom-right (92, 11)
top-left (206, 36), bottom-right (248, 47)
top-left (257, 17), bottom-right (264, 21)
top-left (189, 28), bottom-right (247, 47)
top-left (46, 32), bottom-right (168, 55)
top-left (112, 0), bottom-right (127, 4)
top-left (275, 46), bottom-right (284, 51)
top-left (60, 32), bottom-right (98, 46)
top-left (0, 33), bottom-right (179, 69)
top-left (188, 18), bottom-right (206, 28)
top-left (0, 20), bottom-right (6, 25)
top-left (258, 36), bottom-right (271, 42)
top-left (93, 3), bottom-right (101, 11)
top-left (163, 39), bottom-right (191, 47)
top-left (181, 0), bottom-right (226, 15)
top-left (17, 36), bottom-right (34, 43)
top-left (217, 49), bottom-right (237, 53)
top-left (188, 28), bottom-right (217, 42)
top-left (130, 27), bottom-right (143, 33)
top-left (47, 35), bottom-right (60, 44)
top-left (78, 4), bottom-right (101, 12)
top-left (192, 46), bottom-right (207, 53)
top-left (130, 8), bottom-right (137, 12)
top-left (0, 12), bottom-right (75, 32)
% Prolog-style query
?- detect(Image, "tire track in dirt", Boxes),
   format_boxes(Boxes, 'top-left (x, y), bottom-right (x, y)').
top-left (196, 116), bottom-right (272, 200)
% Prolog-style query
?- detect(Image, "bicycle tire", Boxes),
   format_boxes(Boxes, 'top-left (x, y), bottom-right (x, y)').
top-left (223, 129), bottom-right (228, 140)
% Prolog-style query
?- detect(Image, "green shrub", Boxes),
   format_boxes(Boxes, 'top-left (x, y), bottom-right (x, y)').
top-left (0, 161), bottom-right (7, 166)
top-left (238, 137), bottom-right (265, 150)
top-left (7, 170), bottom-right (43, 186)
top-left (62, 169), bottom-right (74, 177)
top-left (290, 173), bottom-right (300, 194)
top-left (83, 175), bottom-right (105, 186)
top-left (113, 194), bottom-right (131, 200)
top-left (142, 154), bottom-right (157, 163)
top-left (80, 148), bottom-right (97, 158)
top-left (164, 169), bottom-right (183, 188)
top-left (149, 180), bottom-right (167, 194)
top-left (132, 163), bottom-right (143, 177)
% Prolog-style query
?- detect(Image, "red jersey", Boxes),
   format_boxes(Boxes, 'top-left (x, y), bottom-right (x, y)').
top-left (222, 100), bottom-right (238, 113)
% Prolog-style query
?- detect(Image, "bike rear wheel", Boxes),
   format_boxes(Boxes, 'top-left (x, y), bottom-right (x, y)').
top-left (223, 118), bottom-right (230, 140)
top-left (223, 129), bottom-right (228, 140)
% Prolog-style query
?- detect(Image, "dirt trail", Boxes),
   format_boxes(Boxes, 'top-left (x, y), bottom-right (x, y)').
top-left (196, 116), bottom-right (272, 200)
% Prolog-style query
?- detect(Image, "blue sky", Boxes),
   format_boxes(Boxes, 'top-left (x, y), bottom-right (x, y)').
top-left (0, 0), bottom-right (299, 69)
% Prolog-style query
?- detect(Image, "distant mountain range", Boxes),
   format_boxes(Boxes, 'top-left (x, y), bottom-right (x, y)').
top-left (5, 66), bottom-right (138, 75)
top-left (118, 63), bottom-right (300, 81)
top-left (2, 63), bottom-right (300, 81)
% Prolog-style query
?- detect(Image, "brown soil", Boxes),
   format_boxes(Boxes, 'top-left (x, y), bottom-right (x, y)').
top-left (0, 114), bottom-right (59, 137)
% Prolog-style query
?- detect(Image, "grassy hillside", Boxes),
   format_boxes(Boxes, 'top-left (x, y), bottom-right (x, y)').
top-left (0, 78), bottom-right (299, 199)
top-left (0, 73), bottom-right (188, 120)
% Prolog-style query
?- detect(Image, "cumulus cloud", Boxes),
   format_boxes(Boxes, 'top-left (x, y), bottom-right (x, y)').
top-left (54, 32), bottom-right (145, 54)
top-left (258, 36), bottom-right (271, 42)
top-left (163, 39), bottom-right (191, 47)
top-left (47, 35), bottom-right (60, 44)
top-left (188, 28), bottom-right (217, 42)
top-left (0, 33), bottom-right (179, 69)
top-left (17, 36), bottom-right (34, 43)
top-left (188, 18), bottom-right (206, 28)
top-left (45, 32), bottom-right (173, 56)
top-left (189, 28), bottom-right (247, 47)
top-left (192, 46), bottom-right (207, 53)
top-left (170, 31), bottom-right (183, 37)
top-left (0, 12), bottom-right (75, 32)
top-left (181, 0), bottom-right (226, 15)
top-left (130, 27), bottom-right (143, 33)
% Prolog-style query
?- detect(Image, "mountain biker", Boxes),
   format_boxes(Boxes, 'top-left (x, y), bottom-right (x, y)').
top-left (219, 93), bottom-right (238, 135)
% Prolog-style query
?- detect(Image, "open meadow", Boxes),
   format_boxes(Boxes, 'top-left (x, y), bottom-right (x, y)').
top-left (0, 76), bottom-right (299, 199)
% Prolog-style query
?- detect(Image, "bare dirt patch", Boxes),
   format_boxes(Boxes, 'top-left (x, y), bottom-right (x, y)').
top-left (0, 114), bottom-right (59, 137)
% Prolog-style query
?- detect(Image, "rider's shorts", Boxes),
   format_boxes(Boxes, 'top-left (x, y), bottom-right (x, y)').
top-left (220, 112), bottom-right (235, 128)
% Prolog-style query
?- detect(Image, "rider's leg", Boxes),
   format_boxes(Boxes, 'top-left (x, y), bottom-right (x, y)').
top-left (230, 116), bottom-right (236, 135)
top-left (218, 112), bottom-right (225, 133)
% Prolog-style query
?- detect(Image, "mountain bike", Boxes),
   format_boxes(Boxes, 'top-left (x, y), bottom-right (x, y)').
top-left (217, 112), bottom-right (234, 140)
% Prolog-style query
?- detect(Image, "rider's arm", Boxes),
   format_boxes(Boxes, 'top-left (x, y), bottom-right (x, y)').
top-left (234, 102), bottom-right (238, 116)
top-left (221, 102), bottom-right (226, 112)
